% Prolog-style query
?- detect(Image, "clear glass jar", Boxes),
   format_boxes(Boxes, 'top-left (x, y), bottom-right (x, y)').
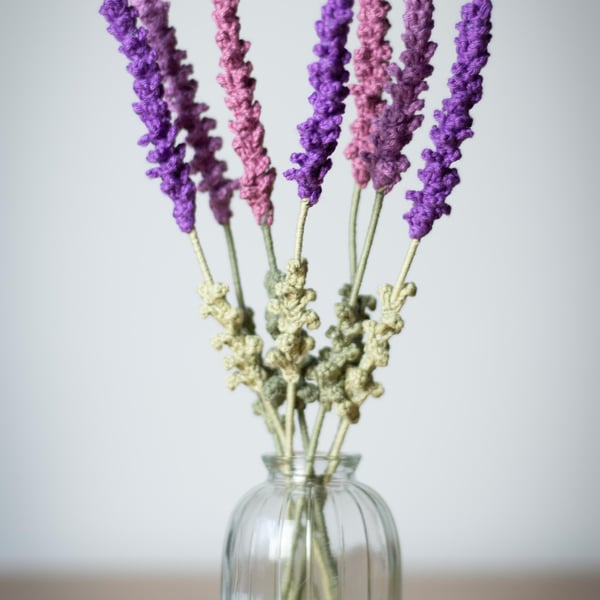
top-left (221, 454), bottom-right (401, 599)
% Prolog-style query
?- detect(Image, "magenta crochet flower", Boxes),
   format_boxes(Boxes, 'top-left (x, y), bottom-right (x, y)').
top-left (345, 0), bottom-right (392, 189)
top-left (100, 0), bottom-right (196, 233)
top-left (284, 0), bottom-right (355, 205)
top-left (366, 0), bottom-right (436, 194)
top-left (404, 0), bottom-right (492, 238)
top-left (212, 0), bottom-right (276, 226)
top-left (130, 0), bottom-right (238, 225)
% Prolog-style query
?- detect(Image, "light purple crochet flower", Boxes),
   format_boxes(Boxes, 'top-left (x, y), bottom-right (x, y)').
top-left (100, 0), bottom-right (195, 233)
top-left (404, 0), bottom-right (492, 239)
top-left (284, 0), bottom-right (354, 205)
top-left (366, 0), bottom-right (436, 194)
top-left (130, 0), bottom-right (238, 225)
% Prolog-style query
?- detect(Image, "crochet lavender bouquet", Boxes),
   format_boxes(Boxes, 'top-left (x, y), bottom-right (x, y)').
top-left (99, 0), bottom-right (492, 463)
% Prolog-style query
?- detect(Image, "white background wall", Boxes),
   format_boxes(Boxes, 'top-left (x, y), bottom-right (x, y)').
top-left (1, 0), bottom-right (599, 574)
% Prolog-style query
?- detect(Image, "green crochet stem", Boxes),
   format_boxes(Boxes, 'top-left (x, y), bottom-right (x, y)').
top-left (261, 223), bottom-right (279, 273)
top-left (349, 184), bottom-right (362, 279)
top-left (223, 223), bottom-right (245, 310)
top-left (294, 199), bottom-right (310, 262)
top-left (348, 190), bottom-right (384, 308)
top-left (393, 238), bottom-right (420, 301)
top-left (189, 228), bottom-right (213, 284)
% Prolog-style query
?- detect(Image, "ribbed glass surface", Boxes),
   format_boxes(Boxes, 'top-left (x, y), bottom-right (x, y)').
top-left (221, 455), bottom-right (401, 599)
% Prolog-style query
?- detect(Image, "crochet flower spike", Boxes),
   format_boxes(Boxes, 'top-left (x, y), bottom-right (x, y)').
top-left (213, 0), bottom-right (276, 226)
top-left (345, 0), bottom-right (392, 189)
top-left (284, 0), bottom-right (355, 205)
top-left (100, 0), bottom-right (196, 233)
top-left (367, 0), bottom-right (436, 194)
top-left (404, 0), bottom-right (492, 239)
top-left (131, 0), bottom-right (238, 225)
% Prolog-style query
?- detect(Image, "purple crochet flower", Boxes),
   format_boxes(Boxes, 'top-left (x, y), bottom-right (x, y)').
top-left (404, 0), bottom-right (492, 239)
top-left (366, 0), bottom-right (436, 194)
top-left (131, 0), bottom-right (239, 225)
top-left (284, 0), bottom-right (354, 205)
top-left (100, 0), bottom-right (195, 233)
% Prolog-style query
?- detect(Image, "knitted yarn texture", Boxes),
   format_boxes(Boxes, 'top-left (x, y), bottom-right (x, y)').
top-left (345, 0), bottom-right (392, 189)
top-left (404, 0), bottom-right (492, 238)
top-left (130, 0), bottom-right (238, 226)
top-left (100, 0), bottom-right (196, 233)
top-left (367, 0), bottom-right (436, 194)
top-left (284, 0), bottom-right (355, 206)
top-left (213, 0), bottom-right (276, 226)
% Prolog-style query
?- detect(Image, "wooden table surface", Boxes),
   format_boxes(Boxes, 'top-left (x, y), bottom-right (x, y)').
top-left (1, 572), bottom-right (599, 600)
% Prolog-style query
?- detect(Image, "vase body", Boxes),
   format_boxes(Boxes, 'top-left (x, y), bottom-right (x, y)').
top-left (221, 454), bottom-right (401, 600)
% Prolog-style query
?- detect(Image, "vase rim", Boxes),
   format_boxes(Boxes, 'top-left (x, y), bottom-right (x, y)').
top-left (261, 453), bottom-right (361, 480)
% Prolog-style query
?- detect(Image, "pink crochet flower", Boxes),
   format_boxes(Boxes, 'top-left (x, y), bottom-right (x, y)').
top-left (212, 0), bottom-right (276, 225)
top-left (345, 0), bottom-right (392, 189)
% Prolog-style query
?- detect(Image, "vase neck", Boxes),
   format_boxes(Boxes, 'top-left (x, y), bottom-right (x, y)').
top-left (262, 454), bottom-right (360, 483)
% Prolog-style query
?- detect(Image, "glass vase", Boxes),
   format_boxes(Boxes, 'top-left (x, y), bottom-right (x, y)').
top-left (221, 454), bottom-right (401, 599)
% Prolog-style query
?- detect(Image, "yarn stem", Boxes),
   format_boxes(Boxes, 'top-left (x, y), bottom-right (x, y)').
top-left (298, 407), bottom-right (311, 453)
top-left (294, 199), bottom-right (310, 261)
top-left (349, 184), bottom-right (362, 279)
top-left (324, 417), bottom-right (351, 480)
top-left (262, 223), bottom-right (279, 273)
top-left (305, 402), bottom-right (328, 476)
top-left (284, 380), bottom-right (297, 458)
top-left (348, 190), bottom-right (384, 307)
top-left (189, 229), bottom-right (213, 283)
top-left (261, 394), bottom-right (285, 455)
top-left (223, 223), bottom-right (245, 309)
top-left (392, 238), bottom-right (420, 302)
